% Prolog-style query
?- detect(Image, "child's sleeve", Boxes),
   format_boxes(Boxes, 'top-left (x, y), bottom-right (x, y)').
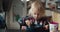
top-left (18, 18), bottom-right (23, 25)
top-left (18, 16), bottom-right (31, 26)
top-left (18, 18), bottom-right (26, 26)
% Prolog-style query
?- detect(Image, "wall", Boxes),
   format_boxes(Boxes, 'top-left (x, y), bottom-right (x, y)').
top-left (13, 0), bottom-right (27, 17)
top-left (6, 5), bottom-right (20, 29)
top-left (6, 0), bottom-right (27, 29)
top-left (45, 10), bottom-right (52, 16)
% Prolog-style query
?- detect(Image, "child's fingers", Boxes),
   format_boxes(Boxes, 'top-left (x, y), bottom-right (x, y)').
top-left (25, 20), bottom-right (31, 26)
top-left (21, 26), bottom-right (27, 30)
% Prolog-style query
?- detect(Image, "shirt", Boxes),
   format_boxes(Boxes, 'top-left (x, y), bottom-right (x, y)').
top-left (18, 16), bottom-right (50, 32)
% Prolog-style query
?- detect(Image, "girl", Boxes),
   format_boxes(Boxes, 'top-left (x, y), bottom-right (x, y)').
top-left (18, 0), bottom-right (50, 32)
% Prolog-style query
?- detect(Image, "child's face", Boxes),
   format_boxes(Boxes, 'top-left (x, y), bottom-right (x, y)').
top-left (32, 9), bottom-right (44, 20)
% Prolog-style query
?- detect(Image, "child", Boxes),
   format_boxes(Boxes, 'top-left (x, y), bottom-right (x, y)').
top-left (18, 0), bottom-right (49, 32)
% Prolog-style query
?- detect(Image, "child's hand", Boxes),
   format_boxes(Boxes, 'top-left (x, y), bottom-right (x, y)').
top-left (44, 25), bottom-right (49, 30)
top-left (21, 26), bottom-right (27, 30)
top-left (25, 20), bottom-right (32, 27)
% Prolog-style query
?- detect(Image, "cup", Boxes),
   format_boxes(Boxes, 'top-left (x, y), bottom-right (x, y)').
top-left (49, 22), bottom-right (58, 32)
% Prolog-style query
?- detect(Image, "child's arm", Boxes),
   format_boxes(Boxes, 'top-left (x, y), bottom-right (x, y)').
top-left (42, 17), bottom-right (49, 30)
top-left (18, 16), bottom-right (34, 30)
top-left (18, 18), bottom-right (27, 30)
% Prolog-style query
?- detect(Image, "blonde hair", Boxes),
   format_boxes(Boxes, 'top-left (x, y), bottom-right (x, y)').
top-left (28, 0), bottom-right (45, 16)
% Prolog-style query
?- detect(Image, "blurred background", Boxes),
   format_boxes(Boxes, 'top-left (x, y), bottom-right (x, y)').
top-left (0, 0), bottom-right (60, 32)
